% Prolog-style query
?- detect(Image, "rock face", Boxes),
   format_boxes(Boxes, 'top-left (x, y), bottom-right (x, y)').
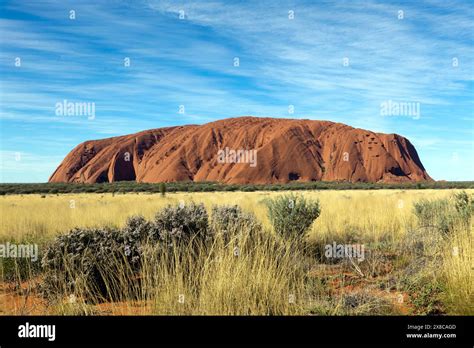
top-left (49, 117), bottom-right (432, 184)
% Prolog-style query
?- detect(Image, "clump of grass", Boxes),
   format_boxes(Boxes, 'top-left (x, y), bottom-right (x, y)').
top-left (440, 224), bottom-right (473, 314)
top-left (142, 230), bottom-right (307, 315)
top-left (395, 226), bottom-right (446, 314)
top-left (0, 256), bottom-right (41, 283)
top-left (0, 235), bottom-right (45, 290)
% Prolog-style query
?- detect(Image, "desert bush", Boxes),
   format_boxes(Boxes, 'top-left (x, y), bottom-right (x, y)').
top-left (41, 227), bottom-right (134, 302)
top-left (159, 183), bottom-right (166, 197)
top-left (153, 202), bottom-right (209, 242)
top-left (122, 215), bottom-right (155, 268)
top-left (413, 191), bottom-right (473, 234)
top-left (210, 205), bottom-right (262, 242)
top-left (453, 191), bottom-right (473, 222)
top-left (266, 193), bottom-right (321, 239)
top-left (41, 204), bottom-right (210, 301)
top-left (413, 198), bottom-right (450, 228)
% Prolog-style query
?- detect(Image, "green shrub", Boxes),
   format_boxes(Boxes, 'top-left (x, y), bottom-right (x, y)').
top-left (41, 227), bottom-right (132, 301)
top-left (266, 194), bottom-right (321, 239)
top-left (153, 202), bottom-right (209, 242)
top-left (453, 191), bottom-right (473, 223)
top-left (413, 198), bottom-right (452, 233)
top-left (413, 191), bottom-right (473, 234)
top-left (41, 215), bottom-right (160, 301)
top-left (42, 204), bottom-right (212, 300)
top-left (159, 183), bottom-right (166, 197)
top-left (122, 215), bottom-right (155, 267)
top-left (210, 205), bottom-right (262, 242)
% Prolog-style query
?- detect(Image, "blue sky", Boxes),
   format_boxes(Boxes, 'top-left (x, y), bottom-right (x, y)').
top-left (0, 0), bottom-right (473, 182)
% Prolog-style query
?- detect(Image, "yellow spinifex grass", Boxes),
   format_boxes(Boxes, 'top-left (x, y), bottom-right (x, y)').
top-left (0, 189), bottom-right (472, 315)
top-left (26, 228), bottom-right (308, 315)
top-left (441, 225), bottom-right (473, 315)
top-left (139, 233), bottom-right (307, 315)
top-left (1, 189), bottom-right (468, 241)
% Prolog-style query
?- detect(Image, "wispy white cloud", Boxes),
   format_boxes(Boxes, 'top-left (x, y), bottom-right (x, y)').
top-left (0, 0), bottom-right (473, 181)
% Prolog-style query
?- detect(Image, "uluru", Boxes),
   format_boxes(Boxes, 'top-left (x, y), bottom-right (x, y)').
top-left (49, 117), bottom-right (432, 184)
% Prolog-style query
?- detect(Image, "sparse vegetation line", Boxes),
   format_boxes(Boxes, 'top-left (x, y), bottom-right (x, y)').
top-left (0, 181), bottom-right (473, 195)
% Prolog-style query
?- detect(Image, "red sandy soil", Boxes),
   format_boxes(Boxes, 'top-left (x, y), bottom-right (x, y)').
top-left (0, 280), bottom-right (49, 315)
top-left (1, 276), bottom-right (413, 315)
